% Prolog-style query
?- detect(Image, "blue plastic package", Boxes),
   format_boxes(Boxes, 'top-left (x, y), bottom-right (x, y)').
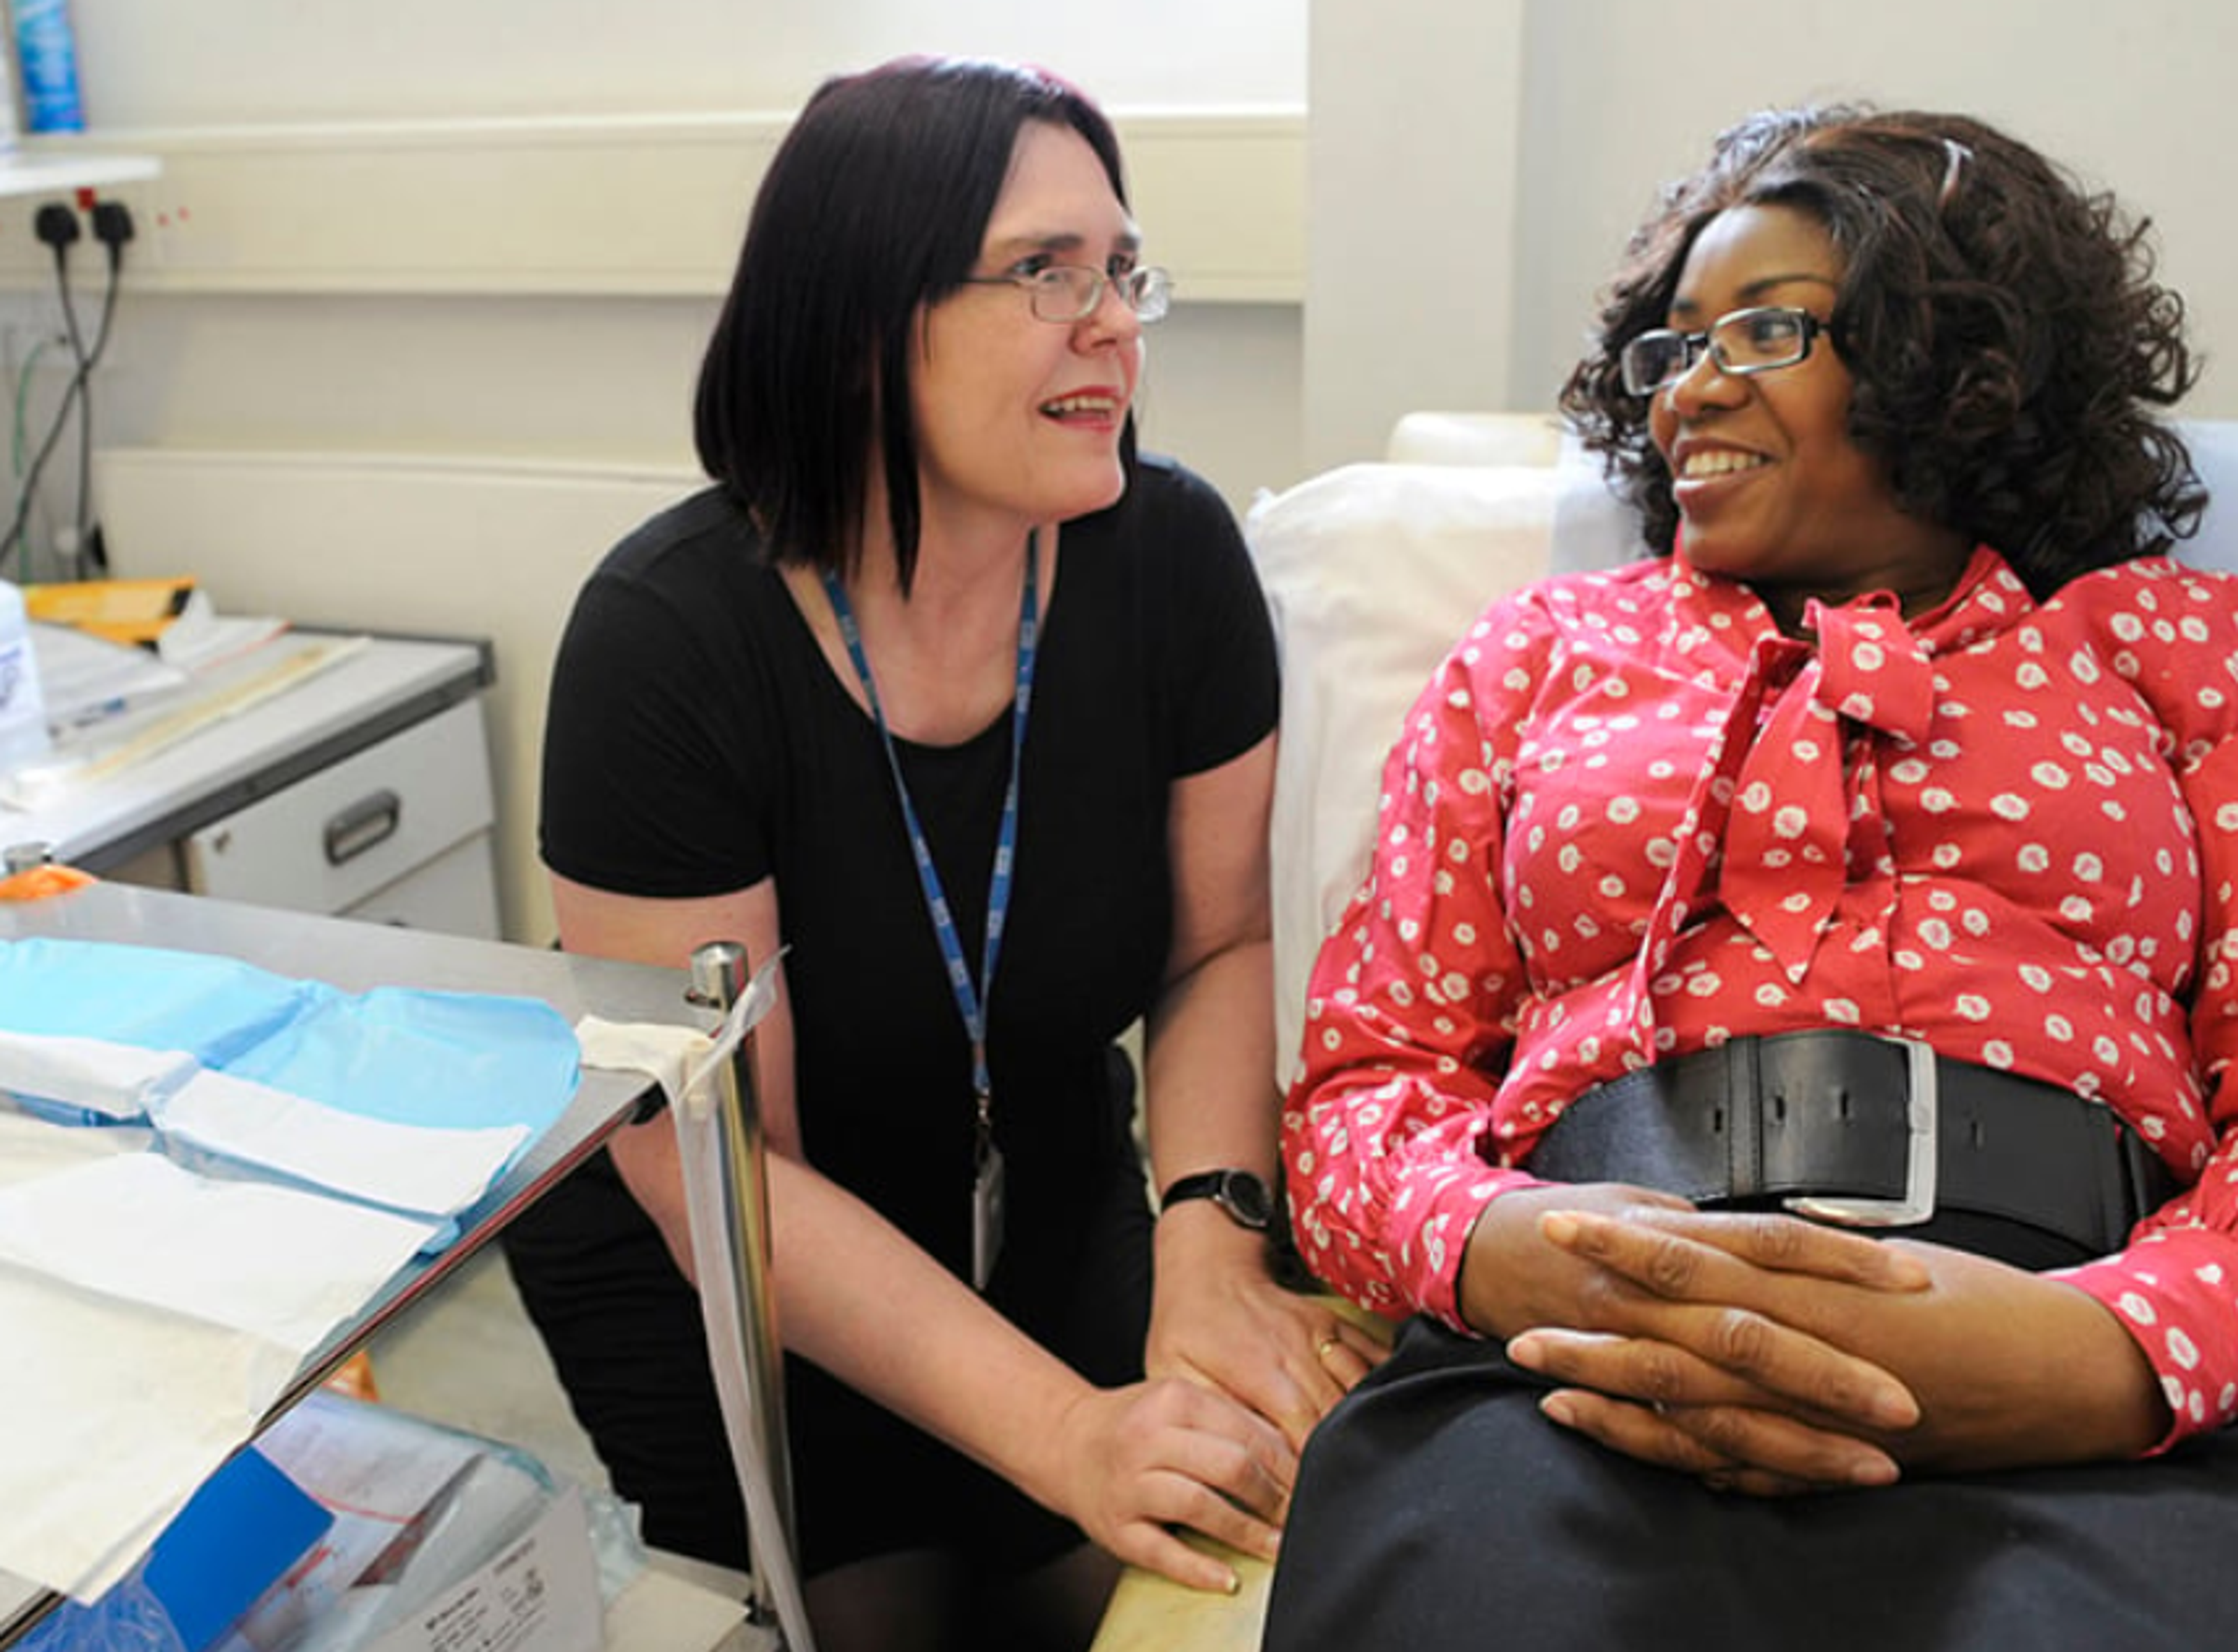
top-left (19, 1448), bottom-right (332, 1652)
top-left (0, 938), bottom-right (579, 1133)
top-left (0, 936), bottom-right (583, 1245)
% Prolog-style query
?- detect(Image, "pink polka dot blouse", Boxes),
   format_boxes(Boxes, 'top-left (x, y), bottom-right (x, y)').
top-left (1285, 545), bottom-right (2238, 1447)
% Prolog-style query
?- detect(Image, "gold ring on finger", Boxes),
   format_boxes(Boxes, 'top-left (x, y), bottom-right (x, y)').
top-left (1315, 1332), bottom-right (1343, 1364)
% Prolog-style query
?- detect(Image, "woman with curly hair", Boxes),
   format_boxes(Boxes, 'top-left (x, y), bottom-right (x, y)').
top-left (1264, 107), bottom-right (2238, 1650)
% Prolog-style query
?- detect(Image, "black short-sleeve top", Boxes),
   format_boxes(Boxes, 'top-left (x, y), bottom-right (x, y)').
top-left (540, 455), bottom-right (1279, 1294)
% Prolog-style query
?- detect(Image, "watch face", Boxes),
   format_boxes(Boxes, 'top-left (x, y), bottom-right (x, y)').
top-left (1218, 1171), bottom-right (1273, 1229)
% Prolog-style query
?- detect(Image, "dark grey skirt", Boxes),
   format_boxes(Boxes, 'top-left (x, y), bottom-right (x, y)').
top-left (1263, 1316), bottom-right (2238, 1651)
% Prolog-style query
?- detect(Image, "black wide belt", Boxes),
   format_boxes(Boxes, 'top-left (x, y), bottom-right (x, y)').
top-left (1525, 1030), bottom-right (2176, 1260)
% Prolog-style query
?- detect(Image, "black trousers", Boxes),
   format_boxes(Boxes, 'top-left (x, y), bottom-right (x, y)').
top-left (1263, 1317), bottom-right (2238, 1652)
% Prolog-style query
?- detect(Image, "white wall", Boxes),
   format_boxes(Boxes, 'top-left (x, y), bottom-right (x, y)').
top-left (66, 1), bottom-right (1308, 120)
top-left (1304, 2), bottom-right (1528, 471)
top-left (1304, 0), bottom-right (2238, 460)
top-left (1509, 0), bottom-right (2238, 416)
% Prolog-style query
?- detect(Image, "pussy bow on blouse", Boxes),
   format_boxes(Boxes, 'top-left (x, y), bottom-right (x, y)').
top-left (1286, 546), bottom-right (2238, 1445)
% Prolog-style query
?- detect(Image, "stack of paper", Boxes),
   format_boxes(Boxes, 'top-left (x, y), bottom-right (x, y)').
top-left (0, 938), bottom-right (585, 1603)
top-left (0, 632), bottom-right (368, 811)
top-left (24, 621), bottom-right (187, 730)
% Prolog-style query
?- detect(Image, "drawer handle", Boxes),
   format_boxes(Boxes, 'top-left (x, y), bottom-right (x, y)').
top-left (325, 789), bottom-right (402, 866)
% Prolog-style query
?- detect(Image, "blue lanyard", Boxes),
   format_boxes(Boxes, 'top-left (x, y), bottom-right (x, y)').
top-left (819, 536), bottom-right (1039, 1120)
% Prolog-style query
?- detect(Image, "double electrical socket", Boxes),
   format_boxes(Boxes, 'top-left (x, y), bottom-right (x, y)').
top-left (0, 192), bottom-right (145, 378)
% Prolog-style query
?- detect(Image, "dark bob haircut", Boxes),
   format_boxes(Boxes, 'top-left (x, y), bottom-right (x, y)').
top-left (693, 55), bottom-right (1127, 593)
top-left (1558, 105), bottom-right (2205, 598)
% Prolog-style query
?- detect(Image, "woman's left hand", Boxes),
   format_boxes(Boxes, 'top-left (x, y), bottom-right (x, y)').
top-left (1147, 1201), bottom-right (1385, 1449)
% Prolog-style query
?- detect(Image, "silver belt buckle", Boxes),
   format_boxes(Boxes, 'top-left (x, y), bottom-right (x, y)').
top-left (1783, 1036), bottom-right (1938, 1228)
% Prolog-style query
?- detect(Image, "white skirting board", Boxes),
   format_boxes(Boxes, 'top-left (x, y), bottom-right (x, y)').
top-left (93, 446), bottom-right (701, 946)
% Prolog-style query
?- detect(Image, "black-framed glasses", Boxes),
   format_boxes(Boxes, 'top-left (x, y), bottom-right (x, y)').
top-left (959, 264), bottom-right (1174, 325)
top-left (1620, 305), bottom-right (1832, 397)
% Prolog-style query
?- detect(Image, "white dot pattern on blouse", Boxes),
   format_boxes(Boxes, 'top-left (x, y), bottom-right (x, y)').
top-left (1284, 546), bottom-right (2238, 1448)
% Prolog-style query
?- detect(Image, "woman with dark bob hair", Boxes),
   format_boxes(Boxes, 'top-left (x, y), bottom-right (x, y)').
top-left (509, 55), bottom-right (1354, 1651)
top-left (1264, 105), bottom-right (2238, 1650)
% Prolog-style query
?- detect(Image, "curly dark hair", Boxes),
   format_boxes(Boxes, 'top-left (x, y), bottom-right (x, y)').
top-left (1557, 105), bottom-right (2205, 597)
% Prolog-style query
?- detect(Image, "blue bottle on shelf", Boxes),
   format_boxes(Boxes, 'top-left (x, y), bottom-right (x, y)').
top-left (13, 0), bottom-right (84, 134)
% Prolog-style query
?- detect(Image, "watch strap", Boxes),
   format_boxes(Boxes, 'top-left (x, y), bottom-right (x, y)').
top-left (1159, 1168), bottom-right (1273, 1230)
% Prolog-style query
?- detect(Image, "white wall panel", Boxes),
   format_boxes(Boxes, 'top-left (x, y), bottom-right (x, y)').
top-left (0, 111), bottom-right (1302, 301)
top-left (1506, 0), bottom-right (2238, 416)
top-left (62, 1), bottom-right (1307, 125)
top-left (1304, 1), bottom-right (1528, 471)
top-left (94, 448), bottom-right (701, 947)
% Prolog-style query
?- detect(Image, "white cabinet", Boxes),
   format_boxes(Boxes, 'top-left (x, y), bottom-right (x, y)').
top-left (181, 697), bottom-right (501, 939)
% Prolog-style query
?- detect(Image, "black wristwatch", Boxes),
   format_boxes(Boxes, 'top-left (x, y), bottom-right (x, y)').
top-left (1159, 1168), bottom-right (1274, 1231)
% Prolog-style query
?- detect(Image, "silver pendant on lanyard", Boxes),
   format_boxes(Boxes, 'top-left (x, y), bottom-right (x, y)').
top-left (970, 1082), bottom-right (1007, 1292)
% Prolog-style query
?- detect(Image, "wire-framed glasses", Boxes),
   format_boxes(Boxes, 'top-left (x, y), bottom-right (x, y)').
top-left (1620, 305), bottom-right (1831, 397)
top-left (959, 264), bottom-right (1174, 325)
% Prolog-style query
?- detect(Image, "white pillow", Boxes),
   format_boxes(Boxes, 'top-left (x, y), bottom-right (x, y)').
top-left (1385, 411), bottom-right (1567, 468)
top-left (1249, 462), bottom-right (1584, 1081)
top-left (2176, 418), bottom-right (2238, 575)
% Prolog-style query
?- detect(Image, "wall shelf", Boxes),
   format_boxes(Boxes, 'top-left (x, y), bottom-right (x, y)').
top-left (0, 147), bottom-right (159, 199)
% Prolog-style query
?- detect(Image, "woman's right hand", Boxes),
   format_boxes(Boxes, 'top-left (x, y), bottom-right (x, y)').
top-left (1043, 1375), bottom-right (1296, 1594)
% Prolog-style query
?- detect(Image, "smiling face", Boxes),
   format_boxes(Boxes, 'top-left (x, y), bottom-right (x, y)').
top-left (907, 119), bottom-right (1145, 544)
top-left (1648, 203), bottom-right (1969, 628)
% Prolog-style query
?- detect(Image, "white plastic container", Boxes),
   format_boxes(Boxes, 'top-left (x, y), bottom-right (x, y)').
top-left (0, 580), bottom-right (52, 770)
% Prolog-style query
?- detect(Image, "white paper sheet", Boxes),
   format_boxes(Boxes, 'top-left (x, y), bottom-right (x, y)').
top-left (0, 1030), bottom-right (192, 1121)
top-left (153, 1068), bottom-right (529, 1218)
top-left (0, 1149), bottom-right (437, 1601)
top-left (0, 1153), bottom-right (437, 1341)
top-left (0, 1265), bottom-right (302, 1602)
top-left (0, 1029), bottom-right (533, 1217)
top-left (28, 618), bottom-right (190, 728)
top-left (0, 1107), bottom-right (146, 1189)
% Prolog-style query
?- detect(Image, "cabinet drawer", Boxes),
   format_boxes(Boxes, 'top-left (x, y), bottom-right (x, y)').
top-left (185, 699), bottom-right (495, 916)
top-left (342, 830), bottom-right (502, 939)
